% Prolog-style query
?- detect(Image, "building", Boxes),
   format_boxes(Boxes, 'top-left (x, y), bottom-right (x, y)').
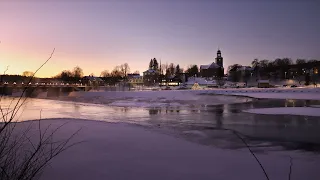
top-left (200, 49), bottom-right (224, 78)
top-left (127, 73), bottom-right (143, 86)
top-left (257, 80), bottom-right (270, 88)
top-left (143, 69), bottom-right (160, 86)
top-left (184, 77), bottom-right (218, 88)
top-left (82, 76), bottom-right (104, 86)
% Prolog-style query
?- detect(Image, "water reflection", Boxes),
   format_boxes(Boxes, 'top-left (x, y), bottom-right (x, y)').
top-left (214, 105), bottom-right (224, 129)
top-left (149, 109), bottom-right (159, 115)
top-left (2, 97), bottom-right (320, 152)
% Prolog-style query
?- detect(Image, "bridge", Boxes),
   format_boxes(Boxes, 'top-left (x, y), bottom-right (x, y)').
top-left (0, 84), bottom-right (131, 97)
top-left (0, 84), bottom-right (89, 97)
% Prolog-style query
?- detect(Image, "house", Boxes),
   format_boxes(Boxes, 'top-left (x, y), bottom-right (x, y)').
top-left (184, 77), bottom-right (218, 88)
top-left (200, 49), bottom-right (224, 78)
top-left (127, 73), bottom-right (143, 86)
top-left (143, 69), bottom-right (160, 86)
top-left (82, 76), bottom-right (104, 86)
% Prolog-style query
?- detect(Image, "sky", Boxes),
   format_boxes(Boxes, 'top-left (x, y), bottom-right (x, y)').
top-left (0, 0), bottom-right (319, 77)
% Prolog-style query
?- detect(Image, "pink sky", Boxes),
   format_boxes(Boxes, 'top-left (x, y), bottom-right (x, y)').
top-left (0, 1), bottom-right (319, 77)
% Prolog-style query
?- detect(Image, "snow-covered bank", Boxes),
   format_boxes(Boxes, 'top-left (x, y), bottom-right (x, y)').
top-left (232, 92), bottom-right (320, 100)
top-left (243, 107), bottom-right (320, 117)
top-left (210, 87), bottom-right (320, 100)
top-left (65, 90), bottom-right (251, 107)
top-left (16, 119), bottom-right (320, 180)
top-left (56, 87), bottom-right (320, 108)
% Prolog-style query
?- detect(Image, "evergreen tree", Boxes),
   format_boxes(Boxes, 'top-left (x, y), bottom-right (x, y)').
top-left (153, 58), bottom-right (159, 70)
top-left (149, 59), bottom-right (153, 69)
top-left (175, 64), bottom-right (181, 76)
top-left (185, 65), bottom-right (199, 77)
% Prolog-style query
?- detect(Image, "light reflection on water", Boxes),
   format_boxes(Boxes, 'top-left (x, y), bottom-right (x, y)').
top-left (2, 96), bottom-right (320, 151)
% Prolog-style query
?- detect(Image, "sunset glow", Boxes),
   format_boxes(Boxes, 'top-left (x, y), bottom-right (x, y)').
top-left (1, 1), bottom-right (319, 77)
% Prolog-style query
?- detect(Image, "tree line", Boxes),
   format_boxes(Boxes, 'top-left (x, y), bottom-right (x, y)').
top-left (52, 63), bottom-right (137, 85)
top-left (6, 59), bottom-right (202, 85)
top-left (148, 57), bottom-right (201, 79)
top-left (228, 58), bottom-right (320, 82)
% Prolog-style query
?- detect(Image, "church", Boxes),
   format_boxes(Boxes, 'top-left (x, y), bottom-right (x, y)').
top-left (200, 49), bottom-right (224, 78)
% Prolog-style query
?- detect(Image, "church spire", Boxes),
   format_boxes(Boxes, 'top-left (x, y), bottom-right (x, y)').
top-left (215, 48), bottom-right (223, 68)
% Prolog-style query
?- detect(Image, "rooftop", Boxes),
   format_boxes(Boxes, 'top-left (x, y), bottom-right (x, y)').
top-left (200, 62), bottom-right (220, 69)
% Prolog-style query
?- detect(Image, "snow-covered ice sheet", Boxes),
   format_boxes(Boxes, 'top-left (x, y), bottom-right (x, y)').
top-left (108, 100), bottom-right (187, 108)
top-left (60, 87), bottom-right (320, 108)
top-left (243, 107), bottom-right (320, 117)
top-left (66, 90), bottom-right (252, 107)
top-left (16, 119), bottom-right (319, 180)
top-left (210, 87), bottom-right (320, 100)
top-left (232, 93), bottom-right (320, 100)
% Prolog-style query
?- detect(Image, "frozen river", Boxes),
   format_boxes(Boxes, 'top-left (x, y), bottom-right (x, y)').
top-left (2, 96), bottom-right (320, 152)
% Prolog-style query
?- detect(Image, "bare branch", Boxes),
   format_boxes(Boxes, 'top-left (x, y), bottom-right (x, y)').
top-left (206, 127), bottom-right (270, 180)
top-left (288, 156), bottom-right (293, 180)
top-left (0, 48), bottom-right (55, 134)
top-left (4, 66), bottom-right (9, 75)
top-left (0, 48), bottom-right (81, 180)
top-left (230, 130), bottom-right (270, 180)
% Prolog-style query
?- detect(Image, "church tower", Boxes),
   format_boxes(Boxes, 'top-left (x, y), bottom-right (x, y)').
top-left (215, 49), bottom-right (223, 68)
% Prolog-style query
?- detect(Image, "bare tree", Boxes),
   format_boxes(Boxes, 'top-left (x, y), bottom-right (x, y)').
top-left (22, 71), bottom-right (34, 77)
top-left (72, 66), bottom-right (84, 81)
top-left (120, 63), bottom-right (130, 78)
top-left (160, 64), bottom-right (167, 75)
top-left (0, 49), bottom-right (80, 180)
top-left (251, 58), bottom-right (259, 68)
top-left (100, 70), bottom-right (110, 77)
top-left (54, 70), bottom-right (73, 82)
top-left (296, 59), bottom-right (306, 64)
top-left (111, 66), bottom-right (123, 77)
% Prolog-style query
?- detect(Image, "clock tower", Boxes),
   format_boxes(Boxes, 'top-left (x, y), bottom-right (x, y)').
top-left (215, 49), bottom-right (223, 68)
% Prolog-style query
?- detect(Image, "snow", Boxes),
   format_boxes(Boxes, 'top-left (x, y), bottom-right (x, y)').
top-left (243, 107), bottom-right (320, 117)
top-left (108, 100), bottom-right (187, 108)
top-left (185, 77), bottom-right (217, 87)
top-left (258, 80), bottom-right (270, 83)
top-left (15, 119), bottom-right (320, 180)
top-left (210, 87), bottom-right (320, 100)
top-left (233, 92), bottom-right (320, 100)
top-left (200, 62), bottom-right (220, 69)
top-left (61, 87), bottom-right (320, 107)
top-left (66, 90), bottom-right (251, 107)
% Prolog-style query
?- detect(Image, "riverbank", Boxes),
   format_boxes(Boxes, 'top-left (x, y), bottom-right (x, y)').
top-left (61, 87), bottom-right (320, 106)
top-left (9, 87), bottom-right (320, 106)
top-left (14, 118), bottom-right (320, 180)
top-left (210, 87), bottom-right (320, 100)
top-left (59, 90), bottom-right (252, 108)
